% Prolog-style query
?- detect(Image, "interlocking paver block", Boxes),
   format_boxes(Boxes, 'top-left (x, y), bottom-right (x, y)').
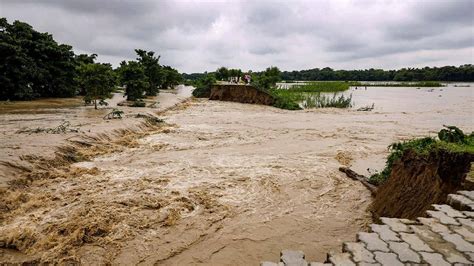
top-left (411, 225), bottom-right (443, 242)
top-left (450, 226), bottom-right (474, 242)
top-left (280, 250), bottom-right (307, 266)
top-left (448, 194), bottom-right (474, 211)
top-left (370, 224), bottom-right (401, 242)
top-left (261, 262), bottom-right (283, 266)
top-left (465, 252), bottom-right (474, 261)
top-left (432, 204), bottom-right (466, 218)
top-left (380, 218), bottom-right (412, 233)
top-left (417, 217), bottom-right (451, 234)
top-left (444, 250), bottom-right (472, 264)
top-left (457, 218), bottom-right (474, 231)
top-left (399, 218), bottom-right (420, 225)
top-left (327, 251), bottom-right (356, 266)
top-left (426, 210), bottom-right (460, 225)
top-left (462, 211), bottom-right (474, 218)
top-left (373, 251), bottom-right (403, 266)
top-left (439, 232), bottom-right (474, 253)
top-left (399, 232), bottom-right (434, 252)
top-left (419, 252), bottom-right (450, 266)
top-left (458, 191), bottom-right (474, 201)
top-left (357, 232), bottom-right (389, 252)
top-left (343, 242), bottom-right (376, 263)
top-left (387, 241), bottom-right (421, 263)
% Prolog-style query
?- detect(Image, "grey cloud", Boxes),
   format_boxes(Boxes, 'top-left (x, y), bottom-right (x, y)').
top-left (0, 0), bottom-right (472, 72)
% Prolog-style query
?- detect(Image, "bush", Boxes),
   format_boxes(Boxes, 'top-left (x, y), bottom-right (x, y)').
top-left (369, 126), bottom-right (474, 185)
top-left (192, 74), bottom-right (216, 98)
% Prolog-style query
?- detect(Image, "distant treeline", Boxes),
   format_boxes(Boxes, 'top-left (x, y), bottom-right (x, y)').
top-left (281, 65), bottom-right (474, 82)
top-left (0, 18), bottom-right (181, 101)
top-left (184, 65), bottom-right (474, 82)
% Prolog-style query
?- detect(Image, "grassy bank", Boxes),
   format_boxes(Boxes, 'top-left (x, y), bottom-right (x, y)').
top-left (350, 81), bottom-right (444, 87)
top-left (369, 126), bottom-right (474, 185)
top-left (288, 81), bottom-right (350, 92)
top-left (270, 81), bottom-right (352, 110)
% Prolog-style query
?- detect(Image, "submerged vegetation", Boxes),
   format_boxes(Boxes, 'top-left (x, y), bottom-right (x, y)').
top-left (269, 81), bottom-right (352, 110)
top-left (369, 126), bottom-right (474, 185)
top-left (287, 81), bottom-right (350, 92)
top-left (350, 81), bottom-right (444, 87)
top-left (301, 93), bottom-right (352, 108)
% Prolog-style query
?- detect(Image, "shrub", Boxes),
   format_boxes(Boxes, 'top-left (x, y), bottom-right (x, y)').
top-left (369, 126), bottom-right (474, 185)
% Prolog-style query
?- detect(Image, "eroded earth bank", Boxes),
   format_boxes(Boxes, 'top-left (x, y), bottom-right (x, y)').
top-left (1, 87), bottom-right (473, 264)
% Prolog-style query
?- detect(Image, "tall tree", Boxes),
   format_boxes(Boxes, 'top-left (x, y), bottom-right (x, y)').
top-left (252, 66), bottom-right (281, 90)
top-left (77, 63), bottom-right (115, 109)
top-left (216, 67), bottom-right (230, 81)
top-left (161, 66), bottom-right (182, 90)
top-left (0, 18), bottom-right (77, 100)
top-left (135, 49), bottom-right (162, 96)
top-left (117, 61), bottom-right (148, 101)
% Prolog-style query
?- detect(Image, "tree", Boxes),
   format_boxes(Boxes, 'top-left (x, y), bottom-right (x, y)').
top-left (0, 18), bottom-right (77, 100)
top-left (192, 73), bottom-right (216, 97)
top-left (75, 53), bottom-right (98, 95)
top-left (117, 61), bottom-right (148, 101)
top-left (161, 65), bottom-right (182, 90)
top-left (252, 66), bottom-right (281, 90)
top-left (135, 49), bottom-right (162, 96)
top-left (216, 67), bottom-right (229, 81)
top-left (77, 63), bottom-right (115, 109)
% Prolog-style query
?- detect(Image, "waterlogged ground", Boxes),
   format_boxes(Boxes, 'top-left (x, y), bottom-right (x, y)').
top-left (0, 85), bottom-right (473, 264)
top-left (0, 86), bottom-right (192, 187)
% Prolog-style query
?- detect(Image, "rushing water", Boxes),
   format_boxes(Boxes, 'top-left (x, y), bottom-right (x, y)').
top-left (1, 83), bottom-right (473, 264)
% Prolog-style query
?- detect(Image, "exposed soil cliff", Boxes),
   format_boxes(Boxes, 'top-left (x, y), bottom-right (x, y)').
top-left (370, 149), bottom-right (473, 219)
top-left (209, 85), bottom-right (275, 105)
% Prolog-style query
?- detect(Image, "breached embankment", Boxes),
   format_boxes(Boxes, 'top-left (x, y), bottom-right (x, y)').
top-left (209, 84), bottom-right (275, 105)
top-left (370, 149), bottom-right (473, 219)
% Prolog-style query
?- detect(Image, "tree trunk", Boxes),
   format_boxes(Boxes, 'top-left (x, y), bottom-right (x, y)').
top-left (339, 167), bottom-right (377, 195)
top-left (94, 99), bottom-right (97, 109)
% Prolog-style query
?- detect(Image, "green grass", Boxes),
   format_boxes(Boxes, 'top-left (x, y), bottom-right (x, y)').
top-left (369, 126), bottom-right (474, 185)
top-left (270, 89), bottom-right (303, 110)
top-left (288, 81), bottom-right (350, 92)
top-left (350, 81), bottom-right (444, 87)
top-left (270, 89), bottom-right (352, 110)
top-left (301, 93), bottom-right (352, 108)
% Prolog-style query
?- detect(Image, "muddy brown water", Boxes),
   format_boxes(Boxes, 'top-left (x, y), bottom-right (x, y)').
top-left (0, 85), bottom-right (473, 264)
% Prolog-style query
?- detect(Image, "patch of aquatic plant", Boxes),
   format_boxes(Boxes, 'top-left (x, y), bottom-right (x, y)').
top-left (350, 81), bottom-right (444, 87)
top-left (269, 89), bottom-right (302, 110)
top-left (301, 93), bottom-right (352, 108)
top-left (288, 81), bottom-right (350, 92)
top-left (369, 126), bottom-right (474, 185)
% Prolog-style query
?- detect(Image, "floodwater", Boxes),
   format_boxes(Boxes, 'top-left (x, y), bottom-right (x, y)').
top-left (0, 84), bottom-right (473, 264)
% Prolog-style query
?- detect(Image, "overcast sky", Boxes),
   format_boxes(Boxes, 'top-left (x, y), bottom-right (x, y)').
top-left (1, 0), bottom-right (473, 73)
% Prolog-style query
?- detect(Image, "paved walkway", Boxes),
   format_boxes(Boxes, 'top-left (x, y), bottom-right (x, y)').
top-left (262, 190), bottom-right (474, 265)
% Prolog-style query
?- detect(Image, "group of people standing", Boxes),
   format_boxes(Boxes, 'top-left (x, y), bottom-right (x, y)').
top-left (229, 74), bottom-right (251, 85)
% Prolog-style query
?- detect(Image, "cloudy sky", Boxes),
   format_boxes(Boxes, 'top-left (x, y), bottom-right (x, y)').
top-left (1, 0), bottom-right (473, 73)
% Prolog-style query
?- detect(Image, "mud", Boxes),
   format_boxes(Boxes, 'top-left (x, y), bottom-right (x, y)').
top-left (371, 149), bottom-right (474, 219)
top-left (0, 85), bottom-right (473, 264)
top-left (209, 84), bottom-right (275, 105)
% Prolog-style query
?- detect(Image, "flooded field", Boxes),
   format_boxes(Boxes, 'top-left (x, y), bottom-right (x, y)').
top-left (0, 85), bottom-right (473, 264)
